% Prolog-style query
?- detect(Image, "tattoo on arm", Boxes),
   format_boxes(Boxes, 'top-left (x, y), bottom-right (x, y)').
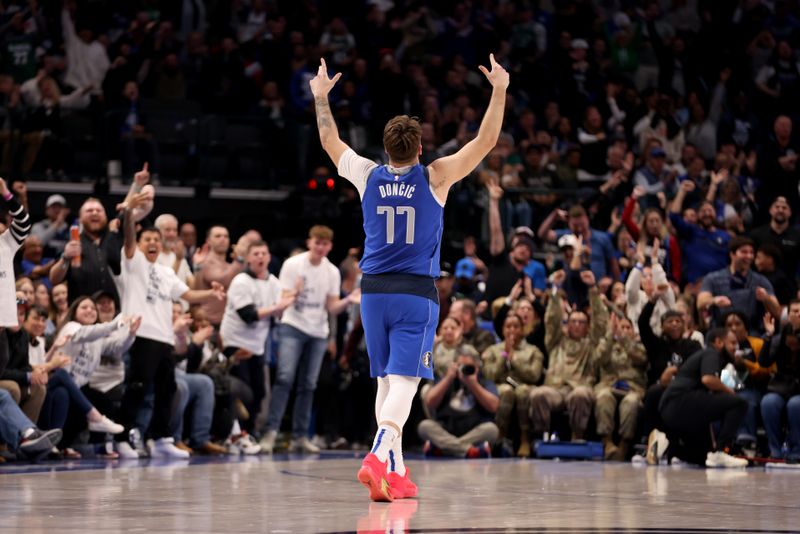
top-left (315, 97), bottom-right (332, 130)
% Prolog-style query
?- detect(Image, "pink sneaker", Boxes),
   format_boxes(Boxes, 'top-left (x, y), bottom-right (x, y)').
top-left (357, 453), bottom-right (394, 502)
top-left (386, 469), bottom-right (418, 499)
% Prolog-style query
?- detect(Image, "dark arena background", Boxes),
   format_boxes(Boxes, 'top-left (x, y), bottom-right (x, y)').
top-left (2, 1), bottom-right (800, 533)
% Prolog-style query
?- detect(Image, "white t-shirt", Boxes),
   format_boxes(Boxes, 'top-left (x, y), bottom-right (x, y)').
top-left (278, 251), bottom-right (341, 339)
top-left (60, 316), bottom-right (133, 387)
top-left (121, 249), bottom-right (189, 345)
top-left (220, 272), bottom-right (281, 354)
top-left (0, 231), bottom-right (23, 327)
top-left (157, 251), bottom-right (193, 286)
top-left (28, 337), bottom-right (46, 367)
top-left (337, 148), bottom-right (378, 199)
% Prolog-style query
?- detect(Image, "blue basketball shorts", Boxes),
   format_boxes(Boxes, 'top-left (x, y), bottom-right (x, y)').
top-left (360, 293), bottom-right (439, 380)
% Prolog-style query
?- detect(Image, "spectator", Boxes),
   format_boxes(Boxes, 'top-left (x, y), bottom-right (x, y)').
top-left (49, 282), bottom-right (68, 332)
top-left (61, 5), bottom-right (110, 97)
top-left (180, 222), bottom-right (198, 268)
top-left (20, 235), bottom-right (54, 287)
top-left (697, 236), bottom-right (781, 334)
top-left (116, 167), bottom-right (226, 459)
top-left (220, 240), bottom-right (295, 434)
top-left (449, 299), bottom-right (495, 355)
top-left (638, 291), bottom-right (703, 445)
top-left (759, 302), bottom-right (800, 460)
top-left (260, 225), bottom-right (357, 454)
top-left (669, 180), bottom-right (730, 286)
top-left (115, 81), bottom-right (160, 177)
top-left (539, 204), bottom-right (619, 280)
top-left (49, 197), bottom-right (122, 305)
top-left (749, 196), bottom-right (800, 279)
top-left (453, 258), bottom-right (484, 303)
top-left (431, 316), bottom-right (465, 379)
top-left (720, 310), bottom-right (774, 445)
top-left (756, 116), bottom-right (799, 215)
top-left (35, 298), bottom-right (131, 457)
top-left (154, 214), bottom-right (194, 288)
top-left (0, 294), bottom-right (46, 422)
top-left (626, 239), bottom-right (675, 336)
top-left (171, 303), bottom-right (227, 456)
top-left (595, 314), bottom-right (647, 461)
top-left (481, 312), bottom-right (543, 457)
top-left (755, 243), bottom-right (796, 307)
top-left (192, 225), bottom-right (244, 326)
top-left (31, 194), bottom-right (70, 257)
top-left (674, 295), bottom-right (706, 347)
top-left (0, 177), bottom-right (29, 370)
top-left (632, 146), bottom-right (674, 209)
top-left (531, 270), bottom-right (607, 441)
top-left (418, 345), bottom-right (499, 458)
top-left (659, 328), bottom-right (749, 467)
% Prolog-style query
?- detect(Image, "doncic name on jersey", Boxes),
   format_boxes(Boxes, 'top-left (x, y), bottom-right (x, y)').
top-left (378, 181), bottom-right (416, 199)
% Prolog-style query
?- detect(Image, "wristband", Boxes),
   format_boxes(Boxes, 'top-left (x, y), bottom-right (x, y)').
top-left (634, 262), bottom-right (644, 271)
top-left (2, 191), bottom-right (12, 201)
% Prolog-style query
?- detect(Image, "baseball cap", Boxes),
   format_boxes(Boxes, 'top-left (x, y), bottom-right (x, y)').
top-left (514, 226), bottom-right (535, 238)
top-left (455, 258), bottom-right (477, 279)
top-left (558, 233), bottom-right (579, 250)
top-left (571, 38), bottom-right (589, 50)
top-left (440, 262), bottom-right (454, 278)
top-left (46, 194), bottom-right (66, 208)
top-left (650, 147), bottom-right (667, 158)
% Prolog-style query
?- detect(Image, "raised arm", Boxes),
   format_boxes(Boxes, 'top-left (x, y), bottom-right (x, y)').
top-left (487, 178), bottom-right (505, 256)
top-left (428, 54), bottom-right (509, 201)
top-left (310, 59), bottom-right (350, 168)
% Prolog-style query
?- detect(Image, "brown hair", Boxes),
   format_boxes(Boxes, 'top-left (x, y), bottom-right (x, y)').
top-left (383, 115), bottom-right (422, 163)
top-left (308, 225), bottom-right (334, 241)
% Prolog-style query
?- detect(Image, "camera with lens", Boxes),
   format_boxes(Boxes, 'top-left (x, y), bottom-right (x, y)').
top-left (459, 364), bottom-right (476, 376)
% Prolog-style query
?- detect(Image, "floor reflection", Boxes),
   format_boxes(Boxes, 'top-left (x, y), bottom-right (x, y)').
top-left (356, 500), bottom-right (419, 533)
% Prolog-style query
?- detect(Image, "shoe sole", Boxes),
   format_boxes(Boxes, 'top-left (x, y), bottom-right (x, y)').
top-left (20, 429), bottom-right (63, 456)
top-left (357, 465), bottom-right (394, 502)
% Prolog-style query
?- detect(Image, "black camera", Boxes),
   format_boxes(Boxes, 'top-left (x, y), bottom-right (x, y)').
top-left (460, 364), bottom-right (476, 376)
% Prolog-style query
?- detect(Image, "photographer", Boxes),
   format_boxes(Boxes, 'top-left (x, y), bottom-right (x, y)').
top-left (482, 312), bottom-right (544, 457)
top-left (417, 345), bottom-right (499, 458)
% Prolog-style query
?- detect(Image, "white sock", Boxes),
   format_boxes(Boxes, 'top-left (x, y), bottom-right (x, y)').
top-left (389, 435), bottom-right (406, 476)
top-left (370, 424), bottom-right (398, 462)
top-left (230, 419), bottom-right (241, 437)
top-left (22, 427), bottom-right (35, 439)
top-left (375, 376), bottom-right (390, 423)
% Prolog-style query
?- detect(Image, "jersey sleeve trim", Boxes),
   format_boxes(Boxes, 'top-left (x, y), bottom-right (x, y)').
top-left (337, 148), bottom-right (378, 199)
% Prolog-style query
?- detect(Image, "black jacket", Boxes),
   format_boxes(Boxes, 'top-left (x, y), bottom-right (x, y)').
top-left (639, 300), bottom-right (703, 386)
top-left (0, 329), bottom-right (32, 386)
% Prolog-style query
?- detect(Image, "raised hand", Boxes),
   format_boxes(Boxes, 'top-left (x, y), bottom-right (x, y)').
top-left (309, 58), bottom-right (342, 98)
top-left (579, 270), bottom-right (596, 287)
top-left (210, 281), bottom-right (226, 301)
top-left (710, 168), bottom-right (728, 186)
top-left (763, 312), bottom-right (775, 337)
top-left (192, 243), bottom-right (209, 268)
top-left (128, 316), bottom-right (142, 336)
top-left (134, 162), bottom-right (150, 187)
top-left (478, 54), bottom-right (510, 90)
top-left (486, 176), bottom-right (504, 200)
top-left (0, 177), bottom-right (9, 197)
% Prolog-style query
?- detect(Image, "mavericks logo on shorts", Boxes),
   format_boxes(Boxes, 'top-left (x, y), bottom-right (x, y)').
top-left (422, 351), bottom-right (432, 369)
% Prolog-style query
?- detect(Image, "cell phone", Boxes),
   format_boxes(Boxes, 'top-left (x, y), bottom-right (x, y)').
top-left (506, 376), bottom-right (519, 389)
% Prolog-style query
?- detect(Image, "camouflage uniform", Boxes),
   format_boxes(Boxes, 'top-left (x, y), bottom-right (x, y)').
top-left (530, 288), bottom-right (608, 438)
top-left (482, 340), bottom-right (544, 440)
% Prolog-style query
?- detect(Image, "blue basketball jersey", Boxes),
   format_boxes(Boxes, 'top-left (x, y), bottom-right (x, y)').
top-left (359, 164), bottom-right (443, 278)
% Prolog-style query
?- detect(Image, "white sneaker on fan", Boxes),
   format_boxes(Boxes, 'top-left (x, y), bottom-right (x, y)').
top-left (88, 416), bottom-right (124, 434)
top-left (149, 437), bottom-right (190, 459)
top-left (706, 451), bottom-right (748, 468)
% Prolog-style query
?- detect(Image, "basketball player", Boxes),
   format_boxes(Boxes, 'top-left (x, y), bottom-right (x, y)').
top-left (310, 55), bottom-right (509, 501)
